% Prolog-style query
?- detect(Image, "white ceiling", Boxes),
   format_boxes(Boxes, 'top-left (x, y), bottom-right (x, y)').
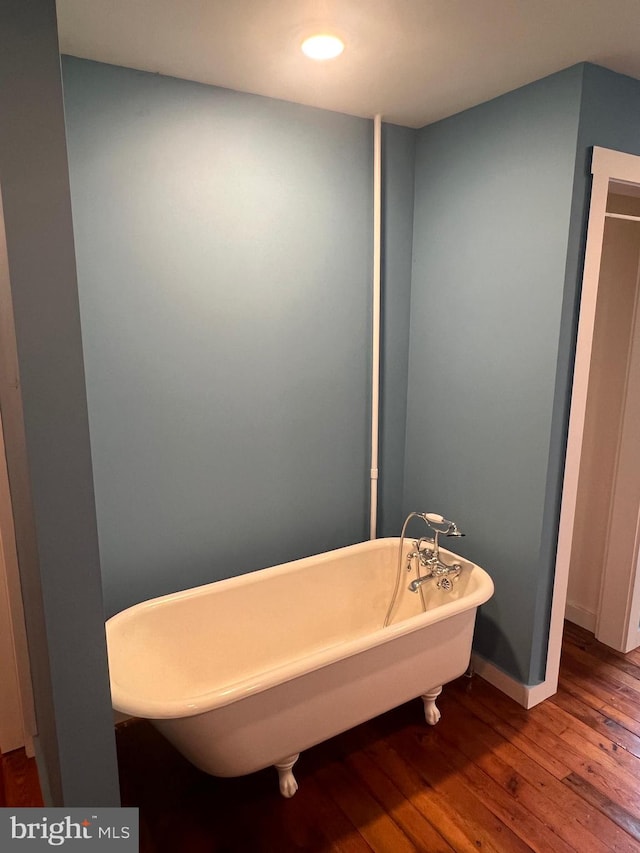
top-left (56, 0), bottom-right (640, 128)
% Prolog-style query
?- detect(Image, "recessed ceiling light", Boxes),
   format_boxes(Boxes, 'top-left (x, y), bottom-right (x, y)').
top-left (301, 34), bottom-right (345, 61)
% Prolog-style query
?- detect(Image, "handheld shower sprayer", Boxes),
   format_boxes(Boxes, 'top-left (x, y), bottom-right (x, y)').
top-left (419, 513), bottom-right (465, 539)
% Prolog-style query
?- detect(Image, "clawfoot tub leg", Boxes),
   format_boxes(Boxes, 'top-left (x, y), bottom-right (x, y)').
top-left (274, 754), bottom-right (299, 798)
top-left (421, 686), bottom-right (442, 725)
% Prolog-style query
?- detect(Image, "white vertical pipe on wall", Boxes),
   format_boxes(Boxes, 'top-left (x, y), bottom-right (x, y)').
top-left (370, 114), bottom-right (382, 539)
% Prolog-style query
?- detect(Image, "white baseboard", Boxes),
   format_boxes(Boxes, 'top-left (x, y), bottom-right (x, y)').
top-left (564, 602), bottom-right (596, 632)
top-left (471, 653), bottom-right (555, 710)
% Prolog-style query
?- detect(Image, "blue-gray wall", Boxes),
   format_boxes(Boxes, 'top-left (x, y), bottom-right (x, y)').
top-left (379, 124), bottom-right (416, 536)
top-left (404, 66), bottom-right (585, 684)
top-left (527, 63), bottom-right (640, 681)
top-left (563, 65), bottom-right (640, 382)
top-left (579, 64), bottom-right (640, 157)
top-left (62, 57), bottom-right (375, 617)
top-left (570, 65), bottom-right (640, 257)
top-left (402, 62), bottom-right (640, 687)
top-left (60, 55), bottom-right (640, 693)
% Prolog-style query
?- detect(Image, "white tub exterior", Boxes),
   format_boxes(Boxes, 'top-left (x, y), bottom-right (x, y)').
top-left (106, 537), bottom-right (493, 785)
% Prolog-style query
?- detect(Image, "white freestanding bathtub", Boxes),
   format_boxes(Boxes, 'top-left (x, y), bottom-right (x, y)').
top-left (106, 537), bottom-right (493, 796)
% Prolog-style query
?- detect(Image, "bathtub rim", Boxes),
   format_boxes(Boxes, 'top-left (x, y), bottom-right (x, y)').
top-left (106, 537), bottom-right (494, 720)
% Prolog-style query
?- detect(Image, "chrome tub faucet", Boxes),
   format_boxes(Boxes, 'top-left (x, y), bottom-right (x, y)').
top-left (407, 513), bottom-right (464, 593)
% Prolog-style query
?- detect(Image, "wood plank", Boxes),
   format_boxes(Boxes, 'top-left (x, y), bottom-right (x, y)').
top-left (343, 746), bottom-right (456, 852)
top-left (447, 678), bottom-right (571, 780)
top-left (560, 667), bottom-right (640, 738)
top-left (0, 749), bottom-right (6, 807)
top-left (558, 671), bottom-right (609, 712)
top-left (563, 773), bottom-right (640, 843)
top-left (535, 702), bottom-right (640, 779)
top-left (511, 684), bottom-right (640, 780)
top-left (305, 722), bottom-right (447, 853)
top-left (446, 687), bottom-right (639, 852)
top-left (1, 749), bottom-right (43, 808)
top-left (358, 720), bottom-right (519, 853)
top-left (463, 673), bottom-right (640, 820)
top-left (558, 668), bottom-right (640, 742)
top-left (550, 688), bottom-right (640, 761)
top-left (314, 758), bottom-right (416, 853)
top-left (563, 641), bottom-right (640, 694)
top-left (564, 620), bottom-right (640, 669)
top-left (285, 774), bottom-right (377, 853)
top-left (437, 695), bottom-right (614, 853)
top-left (371, 705), bottom-right (536, 853)
top-left (385, 719), bottom-right (570, 853)
top-left (561, 651), bottom-right (640, 722)
top-left (564, 625), bottom-right (640, 679)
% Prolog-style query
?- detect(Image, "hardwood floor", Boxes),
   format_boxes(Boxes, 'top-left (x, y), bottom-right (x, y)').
top-left (0, 746), bottom-right (42, 808)
top-left (4, 622), bottom-right (640, 850)
top-left (113, 623), bottom-right (640, 852)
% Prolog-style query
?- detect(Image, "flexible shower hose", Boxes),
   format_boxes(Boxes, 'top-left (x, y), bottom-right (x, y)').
top-left (383, 512), bottom-right (429, 627)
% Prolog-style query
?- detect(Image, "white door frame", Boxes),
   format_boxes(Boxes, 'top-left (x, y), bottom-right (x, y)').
top-left (543, 146), bottom-right (640, 700)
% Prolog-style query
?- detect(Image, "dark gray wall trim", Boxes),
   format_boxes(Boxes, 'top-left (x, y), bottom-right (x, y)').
top-left (0, 1), bottom-right (119, 805)
top-left (0, 174), bottom-right (62, 804)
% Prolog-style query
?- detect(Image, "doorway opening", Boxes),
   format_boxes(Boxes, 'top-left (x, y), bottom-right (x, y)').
top-left (565, 183), bottom-right (640, 651)
top-left (546, 147), bottom-right (640, 704)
